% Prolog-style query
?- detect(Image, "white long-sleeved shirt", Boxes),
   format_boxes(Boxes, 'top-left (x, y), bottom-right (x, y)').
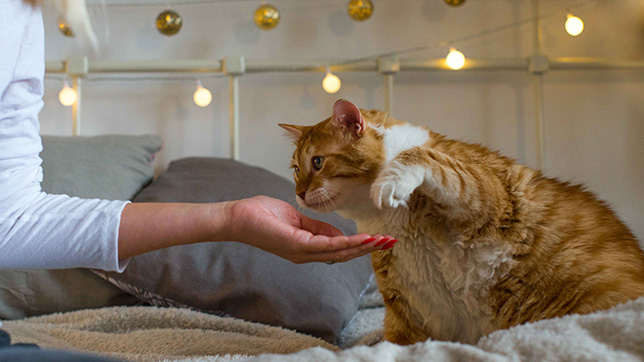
top-left (0, 1), bottom-right (128, 272)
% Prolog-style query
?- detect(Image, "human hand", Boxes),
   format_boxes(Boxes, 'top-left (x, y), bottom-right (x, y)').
top-left (224, 196), bottom-right (397, 264)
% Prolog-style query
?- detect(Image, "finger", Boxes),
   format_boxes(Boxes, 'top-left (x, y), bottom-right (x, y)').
top-left (372, 235), bottom-right (397, 247)
top-left (302, 246), bottom-right (371, 264)
top-left (299, 214), bottom-right (344, 237)
top-left (304, 233), bottom-right (378, 253)
top-left (347, 234), bottom-right (397, 250)
top-left (307, 234), bottom-right (394, 259)
top-left (308, 237), bottom-right (398, 264)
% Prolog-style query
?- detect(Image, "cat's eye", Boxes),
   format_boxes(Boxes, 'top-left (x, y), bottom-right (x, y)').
top-left (312, 156), bottom-right (325, 170)
top-left (293, 166), bottom-right (300, 175)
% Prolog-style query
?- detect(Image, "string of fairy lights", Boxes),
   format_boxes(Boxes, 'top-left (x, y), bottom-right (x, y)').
top-left (54, 0), bottom-right (592, 107)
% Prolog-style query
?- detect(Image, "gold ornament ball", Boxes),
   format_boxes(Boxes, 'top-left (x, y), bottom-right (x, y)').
top-left (254, 4), bottom-right (280, 30)
top-left (347, 0), bottom-right (373, 21)
top-left (156, 10), bottom-right (183, 36)
top-left (57, 17), bottom-right (74, 37)
top-left (444, 0), bottom-right (466, 7)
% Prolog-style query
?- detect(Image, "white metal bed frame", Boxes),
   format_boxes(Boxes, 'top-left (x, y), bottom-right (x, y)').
top-left (43, 3), bottom-right (644, 169)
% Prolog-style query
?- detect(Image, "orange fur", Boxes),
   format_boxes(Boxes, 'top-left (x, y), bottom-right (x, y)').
top-left (280, 100), bottom-right (644, 344)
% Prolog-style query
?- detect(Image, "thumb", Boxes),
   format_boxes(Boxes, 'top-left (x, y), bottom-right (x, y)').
top-left (299, 214), bottom-right (344, 237)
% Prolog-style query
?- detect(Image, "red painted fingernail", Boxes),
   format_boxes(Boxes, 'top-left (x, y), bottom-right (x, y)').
top-left (382, 240), bottom-right (397, 249)
top-left (375, 238), bottom-right (389, 247)
top-left (361, 237), bottom-right (376, 245)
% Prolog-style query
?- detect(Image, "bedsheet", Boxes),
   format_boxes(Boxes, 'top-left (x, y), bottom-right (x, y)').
top-left (2, 291), bottom-right (644, 362)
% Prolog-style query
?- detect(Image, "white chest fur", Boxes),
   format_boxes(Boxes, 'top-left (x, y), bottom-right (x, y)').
top-left (371, 124), bottom-right (430, 163)
top-left (357, 211), bottom-right (514, 343)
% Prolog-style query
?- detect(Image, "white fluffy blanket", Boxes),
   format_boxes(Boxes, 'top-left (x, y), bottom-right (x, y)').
top-left (3, 297), bottom-right (644, 362)
top-left (254, 297), bottom-right (644, 362)
top-left (0, 306), bottom-right (336, 362)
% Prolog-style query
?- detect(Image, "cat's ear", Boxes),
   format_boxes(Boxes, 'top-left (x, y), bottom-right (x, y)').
top-left (278, 124), bottom-right (305, 142)
top-left (332, 99), bottom-right (365, 138)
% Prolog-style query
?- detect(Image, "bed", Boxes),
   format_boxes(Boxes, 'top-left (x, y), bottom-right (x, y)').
top-left (1, 134), bottom-right (644, 362)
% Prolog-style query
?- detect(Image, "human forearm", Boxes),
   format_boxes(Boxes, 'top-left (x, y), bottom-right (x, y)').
top-left (0, 192), bottom-right (128, 270)
top-left (117, 196), bottom-right (393, 265)
top-left (117, 201), bottom-right (233, 260)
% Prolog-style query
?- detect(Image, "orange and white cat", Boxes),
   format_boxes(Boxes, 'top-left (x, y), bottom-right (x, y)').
top-left (280, 99), bottom-right (644, 345)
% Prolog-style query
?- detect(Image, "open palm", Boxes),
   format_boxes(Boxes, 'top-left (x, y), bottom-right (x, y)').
top-left (228, 196), bottom-right (394, 264)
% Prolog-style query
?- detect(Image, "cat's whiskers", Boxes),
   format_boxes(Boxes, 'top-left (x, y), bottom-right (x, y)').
top-left (319, 187), bottom-right (339, 211)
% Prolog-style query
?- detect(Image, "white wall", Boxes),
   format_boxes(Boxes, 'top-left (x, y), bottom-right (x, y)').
top-left (40, 0), bottom-right (644, 240)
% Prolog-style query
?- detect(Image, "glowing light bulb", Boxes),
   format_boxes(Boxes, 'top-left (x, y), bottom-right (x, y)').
top-left (193, 81), bottom-right (212, 107)
top-left (322, 69), bottom-right (341, 94)
top-left (446, 48), bottom-right (465, 70)
top-left (565, 14), bottom-right (584, 36)
top-left (58, 81), bottom-right (77, 106)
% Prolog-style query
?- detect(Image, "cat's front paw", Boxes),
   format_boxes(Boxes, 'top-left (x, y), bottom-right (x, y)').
top-left (371, 163), bottom-right (424, 209)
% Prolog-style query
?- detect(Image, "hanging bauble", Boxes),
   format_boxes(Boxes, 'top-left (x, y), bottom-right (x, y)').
top-left (347, 0), bottom-right (373, 21)
top-left (57, 17), bottom-right (74, 37)
top-left (156, 10), bottom-right (183, 36)
top-left (444, 0), bottom-right (466, 7)
top-left (254, 4), bottom-right (280, 30)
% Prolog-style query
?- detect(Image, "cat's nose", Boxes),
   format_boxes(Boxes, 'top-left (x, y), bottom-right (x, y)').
top-left (297, 191), bottom-right (306, 201)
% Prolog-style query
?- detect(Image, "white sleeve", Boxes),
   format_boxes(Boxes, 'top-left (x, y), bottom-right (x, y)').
top-left (0, 2), bottom-right (129, 272)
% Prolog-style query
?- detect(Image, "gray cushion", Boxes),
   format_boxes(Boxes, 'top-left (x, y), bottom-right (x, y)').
top-left (41, 134), bottom-right (163, 200)
top-left (0, 135), bottom-right (162, 320)
top-left (95, 157), bottom-right (373, 344)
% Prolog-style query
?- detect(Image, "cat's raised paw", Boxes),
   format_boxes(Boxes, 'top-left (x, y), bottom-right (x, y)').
top-left (371, 164), bottom-right (424, 209)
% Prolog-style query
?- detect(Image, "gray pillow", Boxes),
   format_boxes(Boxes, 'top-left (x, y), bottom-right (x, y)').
top-left (41, 134), bottom-right (163, 200)
top-left (94, 157), bottom-right (373, 344)
top-left (0, 134), bottom-right (162, 320)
